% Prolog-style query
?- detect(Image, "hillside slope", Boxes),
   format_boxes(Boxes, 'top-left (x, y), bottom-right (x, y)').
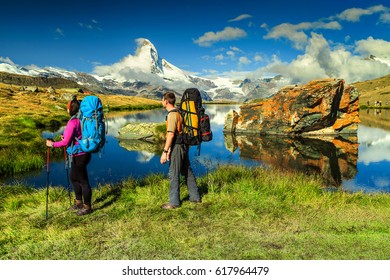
top-left (353, 74), bottom-right (390, 106)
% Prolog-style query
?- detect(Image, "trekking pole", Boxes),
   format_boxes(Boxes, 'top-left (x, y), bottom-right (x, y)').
top-left (64, 147), bottom-right (72, 206)
top-left (46, 146), bottom-right (50, 220)
top-left (104, 105), bottom-right (109, 135)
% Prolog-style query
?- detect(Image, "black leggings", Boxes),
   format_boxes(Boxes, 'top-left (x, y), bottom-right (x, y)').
top-left (70, 153), bottom-right (92, 205)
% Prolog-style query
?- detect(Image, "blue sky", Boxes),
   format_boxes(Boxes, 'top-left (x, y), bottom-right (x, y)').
top-left (0, 0), bottom-right (389, 83)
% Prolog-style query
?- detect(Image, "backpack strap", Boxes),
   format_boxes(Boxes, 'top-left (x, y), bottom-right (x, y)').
top-left (168, 108), bottom-right (178, 114)
top-left (66, 114), bottom-right (83, 162)
top-left (167, 108), bottom-right (183, 145)
top-left (167, 109), bottom-right (182, 131)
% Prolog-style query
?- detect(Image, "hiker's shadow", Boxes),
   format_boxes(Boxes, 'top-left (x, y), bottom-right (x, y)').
top-left (92, 185), bottom-right (122, 211)
top-left (182, 180), bottom-right (209, 203)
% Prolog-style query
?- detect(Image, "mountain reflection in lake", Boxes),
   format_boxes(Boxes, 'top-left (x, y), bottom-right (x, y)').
top-left (3, 106), bottom-right (390, 193)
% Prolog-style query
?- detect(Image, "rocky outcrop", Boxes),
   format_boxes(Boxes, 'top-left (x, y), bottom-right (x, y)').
top-left (117, 122), bottom-right (165, 142)
top-left (116, 122), bottom-right (166, 155)
top-left (225, 79), bottom-right (360, 135)
top-left (47, 86), bottom-right (56, 94)
top-left (213, 88), bottom-right (243, 100)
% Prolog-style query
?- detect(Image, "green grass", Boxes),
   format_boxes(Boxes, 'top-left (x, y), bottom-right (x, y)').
top-left (1, 165), bottom-right (389, 260)
top-left (0, 85), bottom-right (161, 176)
top-left (108, 104), bottom-right (162, 111)
top-left (0, 106), bottom-right (158, 176)
top-left (0, 115), bottom-right (66, 176)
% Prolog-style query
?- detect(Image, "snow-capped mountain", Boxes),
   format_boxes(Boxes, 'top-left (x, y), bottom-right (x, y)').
top-left (367, 55), bottom-right (390, 68)
top-left (92, 40), bottom-right (203, 87)
top-left (0, 39), bottom-right (282, 101)
top-left (0, 60), bottom-right (78, 79)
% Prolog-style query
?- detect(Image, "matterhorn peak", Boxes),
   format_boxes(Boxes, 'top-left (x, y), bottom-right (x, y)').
top-left (93, 38), bottom-right (165, 80)
top-left (135, 38), bottom-right (157, 55)
top-left (137, 38), bottom-right (154, 48)
top-left (134, 38), bottom-right (163, 75)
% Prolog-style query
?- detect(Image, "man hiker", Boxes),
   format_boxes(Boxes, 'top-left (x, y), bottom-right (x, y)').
top-left (160, 92), bottom-right (201, 209)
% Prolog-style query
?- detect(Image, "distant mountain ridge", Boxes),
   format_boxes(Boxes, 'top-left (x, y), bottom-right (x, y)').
top-left (0, 39), bottom-right (289, 101)
top-left (0, 71), bottom-right (80, 89)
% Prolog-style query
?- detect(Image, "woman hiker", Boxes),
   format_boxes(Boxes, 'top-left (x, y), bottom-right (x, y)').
top-left (46, 97), bottom-right (93, 215)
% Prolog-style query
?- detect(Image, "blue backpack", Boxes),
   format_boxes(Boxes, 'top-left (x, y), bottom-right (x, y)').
top-left (67, 95), bottom-right (106, 155)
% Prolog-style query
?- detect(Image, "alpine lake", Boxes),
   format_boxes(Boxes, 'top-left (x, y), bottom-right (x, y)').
top-left (2, 105), bottom-right (390, 194)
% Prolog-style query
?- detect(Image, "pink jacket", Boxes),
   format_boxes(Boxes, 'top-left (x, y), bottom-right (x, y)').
top-left (53, 118), bottom-right (85, 155)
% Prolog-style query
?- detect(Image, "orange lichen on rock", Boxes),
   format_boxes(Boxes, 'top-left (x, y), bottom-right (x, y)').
top-left (225, 78), bottom-right (360, 135)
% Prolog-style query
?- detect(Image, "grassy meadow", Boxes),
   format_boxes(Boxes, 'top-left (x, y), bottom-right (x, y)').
top-left (1, 166), bottom-right (390, 260)
top-left (0, 83), bottom-right (161, 176)
top-left (353, 74), bottom-right (390, 107)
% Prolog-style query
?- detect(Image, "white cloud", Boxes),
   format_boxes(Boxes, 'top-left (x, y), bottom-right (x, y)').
top-left (255, 33), bottom-right (390, 84)
top-left (226, 51), bottom-right (235, 58)
top-left (215, 54), bottom-right (224, 61)
top-left (239, 56), bottom-right (251, 65)
top-left (337, 8), bottom-right (372, 22)
top-left (336, 5), bottom-right (388, 22)
top-left (318, 21), bottom-right (342, 30)
top-left (193, 27), bottom-right (247, 47)
top-left (264, 21), bottom-right (341, 50)
top-left (264, 23), bottom-right (309, 50)
top-left (230, 46), bottom-right (242, 52)
top-left (228, 14), bottom-right (253, 22)
top-left (204, 69), bottom-right (252, 80)
top-left (254, 54), bottom-right (263, 62)
top-left (358, 126), bottom-right (390, 165)
top-left (212, 46), bottom-right (246, 65)
top-left (55, 28), bottom-right (64, 37)
top-left (379, 12), bottom-right (390, 23)
top-left (263, 5), bottom-right (389, 50)
top-left (78, 20), bottom-right (102, 31)
top-left (136, 151), bottom-right (154, 163)
top-left (355, 36), bottom-right (390, 58)
top-left (202, 69), bottom-right (219, 75)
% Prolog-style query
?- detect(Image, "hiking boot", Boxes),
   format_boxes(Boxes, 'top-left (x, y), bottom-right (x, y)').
top-left (189, 199), bottom-right (202, 203)
top-left (161, 203), bottom-right (179, 210)
top-left (69, 199), bottom-right (83, 211)
top-left (76, 204), bottom-right (93, 216)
